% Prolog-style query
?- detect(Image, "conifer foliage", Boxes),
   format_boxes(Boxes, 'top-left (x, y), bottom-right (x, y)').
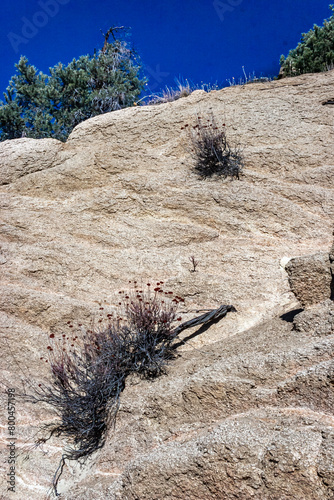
top-left (279, 5), bottom-right (334, 77)
top-left (0, 30), bottom-right (146, 142)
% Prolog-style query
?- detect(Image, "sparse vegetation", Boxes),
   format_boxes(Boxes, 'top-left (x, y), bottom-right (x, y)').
top-left (227, 66), bottom-right (272, 86)
top-left (28, 282), bottom-right (184, 495)
top-left (184, 114), bottom-right (244, 179)
top-left (279, 4), bottom-right (334, 77)
top-left (24, 280), bottom-right (236, 496)
top-left (139, 79), bottom-right (220, 106)
top-left (146, 79), bottom-right (193, 105)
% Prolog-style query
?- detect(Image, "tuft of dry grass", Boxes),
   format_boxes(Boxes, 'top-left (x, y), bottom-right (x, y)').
top-left (184, 113), bottom-right (244, 180)
top-left (139, 79), bottom-right (220, 106)
top-left (227, 66), bottom-right (273, 86)
top-left (145, 79), bottom-right (193, 105)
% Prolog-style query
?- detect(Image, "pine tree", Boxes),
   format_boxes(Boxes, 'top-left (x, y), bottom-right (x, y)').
top-left (0, 57), bottom-right (51, 140)
top-left (0, 29), bottom-right (146, 142)
top-left (279, 5), bottom-right (334, 77)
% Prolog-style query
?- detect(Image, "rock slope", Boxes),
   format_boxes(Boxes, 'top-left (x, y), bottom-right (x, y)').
top-left (0, 70), bottom-right (333, 499)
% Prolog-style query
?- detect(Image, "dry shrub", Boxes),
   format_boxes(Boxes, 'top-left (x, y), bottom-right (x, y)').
top-left (28, 282), bottom-right (184, 495)
top-left (185, 113), bottom-right (244, 179)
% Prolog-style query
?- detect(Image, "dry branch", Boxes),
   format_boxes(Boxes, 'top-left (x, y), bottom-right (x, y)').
top-left (172, 304), bottom-right (236, 337)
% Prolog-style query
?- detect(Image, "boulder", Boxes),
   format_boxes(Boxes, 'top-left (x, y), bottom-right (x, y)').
top-left (285, 252), bottom-right (332, 307)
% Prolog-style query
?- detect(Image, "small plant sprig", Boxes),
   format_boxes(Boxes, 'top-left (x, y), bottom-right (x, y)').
top-left (189, 255), bottom-right (199, 272)
top-left (183, 113), bottom-right (244, 179)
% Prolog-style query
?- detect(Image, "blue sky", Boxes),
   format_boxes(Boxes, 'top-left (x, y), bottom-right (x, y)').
top-left (0, 0), bottom-right (332, 96)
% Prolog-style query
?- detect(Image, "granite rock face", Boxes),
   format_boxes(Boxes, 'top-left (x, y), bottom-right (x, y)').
top-left (293, 299), bottom-right (334, 336)
top-left (285, 228), bottom-right (334, 306)
top-left (0, 70), bottom-right (333, 499)
top-left (285, 252), bottom-right (332, 306)
top-left (0, 137), bottom-right (63, 185)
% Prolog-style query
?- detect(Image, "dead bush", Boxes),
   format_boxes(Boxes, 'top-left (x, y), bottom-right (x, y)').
top-left (28, 282), bottom-right (184, 495)
top-left (185, 113), bottom-right (244, 179)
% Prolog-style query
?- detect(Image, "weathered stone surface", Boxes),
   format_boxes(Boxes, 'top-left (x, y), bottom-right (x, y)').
top-left (293, 299), bottom-right (334, 336)
top-left (0, 70), bottom-right (334, 499)
top-left (285, 253), bottom-right (332, 307)
top-left (108, 410), bottom-right (334, 500)
top-left (0, 137), bottom-right (63, 185)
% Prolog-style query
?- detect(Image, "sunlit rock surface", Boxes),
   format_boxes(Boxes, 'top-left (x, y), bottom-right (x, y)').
top-left (0, 70), bottom-right (333, 499)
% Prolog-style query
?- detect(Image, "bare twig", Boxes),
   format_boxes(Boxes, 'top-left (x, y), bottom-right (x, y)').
top-left (100, 26), bottom-right (127, 53)
top-left (189, 255), bottom-right (199, 272)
